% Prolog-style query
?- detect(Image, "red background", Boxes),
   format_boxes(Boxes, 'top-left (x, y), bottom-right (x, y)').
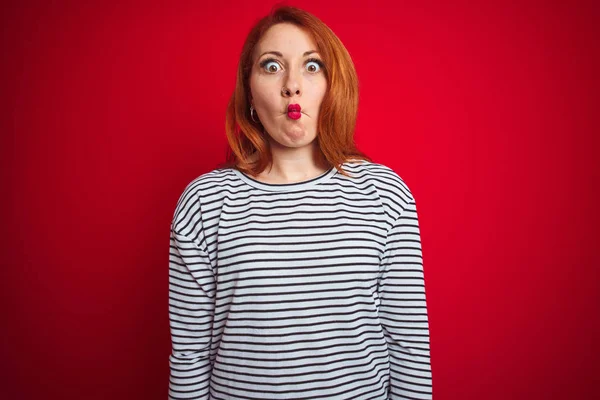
top-left (2, 0), bottom-right (598, 399)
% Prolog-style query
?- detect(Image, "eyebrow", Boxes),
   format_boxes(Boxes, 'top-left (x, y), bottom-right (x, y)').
top-left (258, 50), bottom-right (318, 59)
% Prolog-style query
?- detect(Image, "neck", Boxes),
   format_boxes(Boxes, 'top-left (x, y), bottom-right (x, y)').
top-left (256, 140), bottom-right (330, 184)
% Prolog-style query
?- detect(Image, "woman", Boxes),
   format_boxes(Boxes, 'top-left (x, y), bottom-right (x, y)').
top-left (168, 5), bottom-right (432, 400)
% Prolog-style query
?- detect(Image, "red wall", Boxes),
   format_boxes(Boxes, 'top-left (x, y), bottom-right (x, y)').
top-left (2, 0), bottom-right (598, 399)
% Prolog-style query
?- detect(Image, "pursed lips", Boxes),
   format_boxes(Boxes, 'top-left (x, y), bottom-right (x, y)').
top-left (287, 103), bottom-right (301, 112)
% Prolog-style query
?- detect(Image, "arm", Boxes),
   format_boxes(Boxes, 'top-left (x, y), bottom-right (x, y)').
top-left (168, 227), bottom-right (216, 400)
top-left (378, 199), bottom-right (433, 399)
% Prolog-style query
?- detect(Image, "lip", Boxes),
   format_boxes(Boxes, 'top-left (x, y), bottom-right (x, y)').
top-left (287, 103), bottom-right (301, 112)
top-left (287, 111), bottom-right (301, 120)
top-left (286, 103), bottom-right (302, 120)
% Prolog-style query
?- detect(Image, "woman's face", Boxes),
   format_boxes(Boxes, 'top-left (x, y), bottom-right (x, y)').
top-left (249, 23), bottom-right (327, 148)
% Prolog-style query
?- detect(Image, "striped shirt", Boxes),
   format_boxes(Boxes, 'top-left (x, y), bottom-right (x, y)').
top-left (168, 159), bottom-right (432, 400)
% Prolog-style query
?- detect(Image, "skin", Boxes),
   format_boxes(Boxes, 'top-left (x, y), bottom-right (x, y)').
top-left (247, 22), bottom-right (331, 184)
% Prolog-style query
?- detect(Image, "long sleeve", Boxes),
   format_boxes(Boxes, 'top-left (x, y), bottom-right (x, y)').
top-left (168, 227), bottom-right (216, 400)
top-left (378, 199), bottom-right (433, 399)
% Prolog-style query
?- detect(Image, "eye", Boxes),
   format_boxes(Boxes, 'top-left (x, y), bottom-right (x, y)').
top-left (260, 58), bottom-right (281, 73)
top-left (306, 58), bottom-right (324, 73)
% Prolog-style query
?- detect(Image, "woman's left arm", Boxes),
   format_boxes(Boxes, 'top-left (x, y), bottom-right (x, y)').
top-left (378, 198), bottom-right (433, 399)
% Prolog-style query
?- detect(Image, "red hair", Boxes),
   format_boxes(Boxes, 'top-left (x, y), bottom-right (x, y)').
top-left (219, 4), bottom-right (371, 177)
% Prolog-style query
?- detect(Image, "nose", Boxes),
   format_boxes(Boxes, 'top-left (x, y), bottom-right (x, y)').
top-left (282, 70), bottom-right (302, 97)
top-left (282, 87), bottom-right (300, 97)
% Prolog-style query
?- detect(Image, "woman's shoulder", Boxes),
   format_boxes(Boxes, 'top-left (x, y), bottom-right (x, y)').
top-left (172, 167), bottom-right (234, 214)
top-left (180, 166), bottom-right (233, 193)
top-left (342, 159), bottom-right (416, 218)
top-left (343, 159), bottom-right (411, 190)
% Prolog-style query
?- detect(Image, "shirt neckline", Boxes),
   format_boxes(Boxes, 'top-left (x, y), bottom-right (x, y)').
top-left (232, 165), bottom-right (339, 192)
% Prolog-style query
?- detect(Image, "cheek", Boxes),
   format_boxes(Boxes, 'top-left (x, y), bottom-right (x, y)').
top-left (251, 79), bottom-right (278, 108)
top-left (308, 76), bottom-right (327, 101)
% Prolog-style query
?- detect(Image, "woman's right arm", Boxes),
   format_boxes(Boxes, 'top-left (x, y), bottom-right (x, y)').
top-left (168, 226), bottom-right (216, 400)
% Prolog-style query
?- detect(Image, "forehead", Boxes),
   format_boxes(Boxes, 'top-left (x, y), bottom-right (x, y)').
top-left (254, 23), bottom-right (317, 58)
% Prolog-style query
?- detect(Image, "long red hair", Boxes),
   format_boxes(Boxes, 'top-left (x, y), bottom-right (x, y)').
top-left (219, 5), bottom-right (371, 177)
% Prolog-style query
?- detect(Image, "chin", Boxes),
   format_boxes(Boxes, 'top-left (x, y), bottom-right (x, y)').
top-left (269, 133), bottom-right (315, 148)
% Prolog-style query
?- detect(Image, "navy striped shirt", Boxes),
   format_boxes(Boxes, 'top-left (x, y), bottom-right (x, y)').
top-left (168, 160), bottom-right (432, 399)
